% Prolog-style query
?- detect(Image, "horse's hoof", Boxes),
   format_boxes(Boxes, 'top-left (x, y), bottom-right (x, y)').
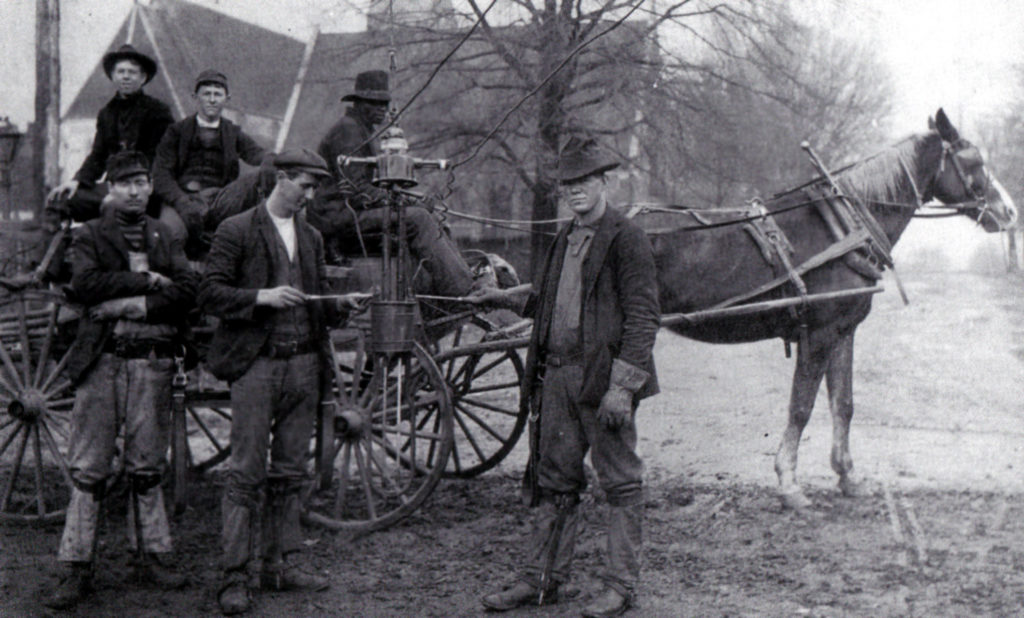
top-left (839, 477), bottom-right (869, 498)
top-left (780, 489), bottom-right (812, 511)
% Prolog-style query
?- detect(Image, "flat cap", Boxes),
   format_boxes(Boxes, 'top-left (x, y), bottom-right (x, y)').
top-left (274, 148), bottom-right (331, 178)
top-left (195, 69), bottom-right (229, 93)
top-left (106, 150), bottom-right (150, 182)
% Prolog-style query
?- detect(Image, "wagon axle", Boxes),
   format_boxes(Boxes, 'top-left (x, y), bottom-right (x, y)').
top-left (7, 389), bottom-right (48, 421)
top-left (333, 406), bottom-right (367, 437)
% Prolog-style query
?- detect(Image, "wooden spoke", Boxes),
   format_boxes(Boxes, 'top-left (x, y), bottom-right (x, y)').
top-left (32, 303), bottom-right (59, 387)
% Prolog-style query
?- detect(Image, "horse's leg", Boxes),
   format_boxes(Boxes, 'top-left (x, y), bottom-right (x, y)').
top-left (826, 331), bottom-right (865, 497)
top-left (775, 335), bottom-right (829, 510)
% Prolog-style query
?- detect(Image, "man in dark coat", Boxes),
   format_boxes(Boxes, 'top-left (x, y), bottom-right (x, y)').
top-left (43, 151), bottom-right (195, 610)
top-left (152, 69), bottom-right (265, 251)
top-left (473, 138), bottom-right (660, 618)
top-left (48, 45), bottom-right (174, 222)
top-left (200, 149), bottom-right (361, 615)
top-left (312, 69), bottom-right (478, 296)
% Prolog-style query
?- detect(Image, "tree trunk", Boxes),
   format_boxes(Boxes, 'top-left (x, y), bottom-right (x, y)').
top-left (33, 0), bottom-right (60, 219)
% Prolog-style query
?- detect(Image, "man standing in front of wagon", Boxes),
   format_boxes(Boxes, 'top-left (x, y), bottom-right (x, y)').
top-left (200, 149), bottom-right (366, 615)
top-left (472, 137), bottom-right (660, 617)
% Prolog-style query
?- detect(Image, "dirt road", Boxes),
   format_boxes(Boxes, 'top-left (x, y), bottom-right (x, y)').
top-left (3, 268), bottom-right (1024, 616)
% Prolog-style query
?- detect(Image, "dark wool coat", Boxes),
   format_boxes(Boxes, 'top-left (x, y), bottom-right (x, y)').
top-left (151, 115), bottom-right (265, 205)
top-left (65, 210), bottom-right (197, 385)
top-left (199, 203), bottom-right (337, 383)
top-left (522, 206), bottom-right (660, 409)
top-left (74, 91), bottom-right (174, 186)
top-left (316, 108), bottom-right (385, 209)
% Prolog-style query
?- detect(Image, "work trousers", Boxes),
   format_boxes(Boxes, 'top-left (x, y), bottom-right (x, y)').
top-left (521, 364), bottom-right (644, 594)
top-left (58, 353), bottom-right (174, 562)
top-left (310, 201), bottom-right (475, 297)
top-left (221, 353), bottom-right (320, 574)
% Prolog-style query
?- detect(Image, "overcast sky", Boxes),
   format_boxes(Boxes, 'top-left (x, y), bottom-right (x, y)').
top-left (2, 0), bottom-right (1022, 138)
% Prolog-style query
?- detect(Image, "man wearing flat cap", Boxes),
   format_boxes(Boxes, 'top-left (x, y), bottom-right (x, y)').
top-left (473, 137), bottom-right (660, 618)
top-left (43, 151), bottom-right (196, 610)
top-left (201, 148), bottom-right (362, 615)
top-left (152, 69), bottom-right (265, 255)
top-left (313, 69), bottom-right (481, 297)
top-left (48, 44), bottom-right (174, 222)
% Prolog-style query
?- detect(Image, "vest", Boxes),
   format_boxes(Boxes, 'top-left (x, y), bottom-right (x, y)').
top-left (266, 229), bottom-right (313, 344)
top-left (180, 126), bottom-right (226, 190)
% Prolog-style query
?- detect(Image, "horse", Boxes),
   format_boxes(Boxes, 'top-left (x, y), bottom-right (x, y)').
top-left (641, 109), bottom-right (1017, 509)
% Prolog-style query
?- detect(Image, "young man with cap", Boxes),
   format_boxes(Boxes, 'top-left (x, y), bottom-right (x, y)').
top-left (473, 138), bottom-right (660, 617)
top-left (48, 44), bottom-right (174, 222)
top-left (200, 148), bottom-right (361, 615)
top-left (43, 151), bottom-right (196, 610)
top-left (313, 69), bottom-right (481, 297)
top-left (152, 69), bottom-right (265, 253)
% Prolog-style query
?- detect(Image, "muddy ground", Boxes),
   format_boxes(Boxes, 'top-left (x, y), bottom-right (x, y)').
top-left (3, 267), bottom-right (1024, 617)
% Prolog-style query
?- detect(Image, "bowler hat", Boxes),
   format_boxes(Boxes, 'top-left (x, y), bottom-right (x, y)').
top-left (194, 69), bottom-right (229, 93)
top-left (341, 70), bottom-right (391, 103)
top-left (102, 44), bottom-right (158, 84)
top-left (554, 136), bottom-right (619, 183)
top-left (274, 148), bottom-right (332, 178)
top-left (106, 151), bottom-right (151, 183)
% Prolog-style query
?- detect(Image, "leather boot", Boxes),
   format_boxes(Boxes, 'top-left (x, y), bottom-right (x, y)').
top-left (42, 562), bottom-right (93, 610)
top-left (481, 580), bottom-right (558, 611)
top-left (261, 553), bottom-right (329, 592)
top-left (217, 570), bottom-right (252, 616)
top-left (133, 553), bottom-right (187, 589)
top-left (581, 586), bottom-right (633, 618)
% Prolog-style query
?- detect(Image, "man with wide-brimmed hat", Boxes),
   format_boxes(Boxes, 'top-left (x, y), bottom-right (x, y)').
top-left (42, 150), bottom-right (195, 610)
top-left (472, 137), bottom-right (660, 617)
top-left (152, 69), bottom-right (265, 255)
top-left (48, 44), bottom-right (174, 223)
top-left (312, 69), bottom-right (481, 297)
top-left (201, 148), bottom-right (365, 615)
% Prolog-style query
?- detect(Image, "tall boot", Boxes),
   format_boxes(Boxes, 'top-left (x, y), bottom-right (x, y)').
top-left (482, 492), bottom-right (579, 611)
top-left (583, 503), bottom-right (643, 618)
top-left (128, 474), bottom-right (185, 589)
top-left (42, 561), bottom-right (94, 610)
top-left (46, 483), bottom-right (104, 610)
top-left (261, 479), bottom-right (328, 592)
top-left (218, 484), bottom-right (260, 615)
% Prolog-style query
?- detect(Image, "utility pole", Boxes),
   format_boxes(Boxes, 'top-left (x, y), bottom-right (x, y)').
top-left (33, 0), bottom-right (60, 219)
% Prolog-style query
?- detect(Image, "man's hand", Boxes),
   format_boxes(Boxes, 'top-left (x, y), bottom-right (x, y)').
top-left (176, 195), bottom-right (209, 235)
top-left (47, 180), bottom-right (80, 203)
top-left (256, 286), bottom-right (307, 308)
top-left (596, 359), bottom-right (650, 431)
top-left (90, 297), bottom-right (146, 321)
top-left (333, 292), bottom-right (372, 311)
top-left (145, 271), bottom-right (173, 291)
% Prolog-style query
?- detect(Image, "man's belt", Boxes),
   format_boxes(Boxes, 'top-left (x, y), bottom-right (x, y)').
top-left (104, 339), bottom-right (179, 359)
top-left (545, 352), bottom-right (583, 368)
top-left (260, 339), bottom-right (317, 359)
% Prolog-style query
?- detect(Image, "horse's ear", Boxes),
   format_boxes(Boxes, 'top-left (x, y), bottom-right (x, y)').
top-left (934, 108), bottom-right (960, 142)
top-left (928, 116), bottom-right (936, 130)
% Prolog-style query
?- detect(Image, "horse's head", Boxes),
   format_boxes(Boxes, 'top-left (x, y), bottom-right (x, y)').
top-left (929, 108), bottom-right (1017, 232)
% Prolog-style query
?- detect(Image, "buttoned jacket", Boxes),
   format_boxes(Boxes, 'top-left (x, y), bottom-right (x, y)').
top-left (74, 91), bottom-right (174, 186)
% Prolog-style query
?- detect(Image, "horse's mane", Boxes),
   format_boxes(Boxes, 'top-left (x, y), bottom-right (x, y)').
top-left (835, 133), bottom-right (932, 204)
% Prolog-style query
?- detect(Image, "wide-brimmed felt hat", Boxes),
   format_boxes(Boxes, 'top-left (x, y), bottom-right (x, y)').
top-left (194, 69), bottom-right (229, 93)
top-left (106, 150), bottom-right (150, 182)
top-left (341, 70), bottom-right (391, 103)
top-left (103, 44), bottom-right (158, 84)
top-left (274, 148), bottom-right (331, 178)
top-left (555, 136), bottom-right (620, 183)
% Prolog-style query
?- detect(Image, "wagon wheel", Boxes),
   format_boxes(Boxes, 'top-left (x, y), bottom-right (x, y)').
top-left (306, 340), bottom-right (453, 532)
top-left (434, 315), bottom-right (526, 478)
top-left (0, 289), bottom-right (78, 524)
top-left (169, 384), bottom-right (233, 515)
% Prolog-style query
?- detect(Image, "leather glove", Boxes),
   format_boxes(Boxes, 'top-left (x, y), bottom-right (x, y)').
top-left (596, 359), bottom-right (650, 430)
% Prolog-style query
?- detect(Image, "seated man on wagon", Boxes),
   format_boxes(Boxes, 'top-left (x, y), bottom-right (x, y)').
top-left (152, 69), bottom-right (265, 255)
top-left (47, 45), bottom-right (173, 222)
top-left (310, 70), bottom-right (484, 297)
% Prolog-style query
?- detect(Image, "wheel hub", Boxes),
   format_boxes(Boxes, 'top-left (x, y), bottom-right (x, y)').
top-left (8, 388), bottom-right (48, 421)
top-left (334, 406), bottom-right (368, 437)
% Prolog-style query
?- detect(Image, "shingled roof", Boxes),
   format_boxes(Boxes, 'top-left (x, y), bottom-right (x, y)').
top-left (64, 0), bottom-right (306, 125)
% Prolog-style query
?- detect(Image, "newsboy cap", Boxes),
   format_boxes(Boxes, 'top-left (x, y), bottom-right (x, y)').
top-left (273, 148), bottom-right (332, 178)
top-left (554, 136), bottom-right (620, 183)
top-left (106, 150), bottom-right (151, 183)
top-left (194, 69), bottom-right (229, 93)
top-left (102, 44), bottom-right (158, 84)
top-left (341, 70), bottom-right (391, 103)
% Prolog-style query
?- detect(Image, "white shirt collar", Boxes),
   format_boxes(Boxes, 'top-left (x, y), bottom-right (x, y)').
top-left (195, 115), bottom-right (221, 129)
top-left (266, 205), bottom-right (297, 260)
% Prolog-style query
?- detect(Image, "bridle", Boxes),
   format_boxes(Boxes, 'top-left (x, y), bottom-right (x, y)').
top-left (935, 138), bottom-right (991, 224)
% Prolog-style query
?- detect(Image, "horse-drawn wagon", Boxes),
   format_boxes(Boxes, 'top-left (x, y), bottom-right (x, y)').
top-left (0, 108), bottom-right (1016, 533)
